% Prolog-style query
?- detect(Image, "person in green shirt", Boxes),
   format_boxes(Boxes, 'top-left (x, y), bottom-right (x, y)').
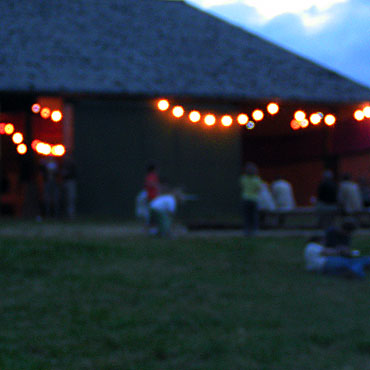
top-left (240, 162), bottom-right (263, 235)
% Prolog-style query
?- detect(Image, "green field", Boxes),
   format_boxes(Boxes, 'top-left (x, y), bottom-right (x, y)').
top-left (0, 223), bottom-right (370, 369)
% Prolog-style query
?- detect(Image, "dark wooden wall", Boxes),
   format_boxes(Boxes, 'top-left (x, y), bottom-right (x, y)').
top-left (74, 98), bottom-right (242, 221)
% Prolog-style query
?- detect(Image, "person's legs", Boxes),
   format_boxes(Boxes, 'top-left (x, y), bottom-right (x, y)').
top-left (323, 256), bottom-right (366, 278)
top-left (353, 256), bottom-right (370, 271)
top-left (150, 210), bottom-right (172, 237)
top-left (149, 209), bottom-right (159, 235)
top-left (242, 200), bottom-right (258, 235)
top-left (154, 211), bottom-right (171, 236)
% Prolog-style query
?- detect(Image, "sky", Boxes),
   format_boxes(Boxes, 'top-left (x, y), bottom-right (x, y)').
top-left (185, 0), bottom-right (370, 88)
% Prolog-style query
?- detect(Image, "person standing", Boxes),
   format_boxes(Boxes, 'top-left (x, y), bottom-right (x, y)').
top-left (240, 162), bottom-right (263, 236)
top-left (144, 163), bottom-right (160, 233)
top-left (316, 170), bottom-right (338, 228)
top-left (41, 158), bottom-right (61, 218)
top-left (144, 163), bottom-right (160, 202)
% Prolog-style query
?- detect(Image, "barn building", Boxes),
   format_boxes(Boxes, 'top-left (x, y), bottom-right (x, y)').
top-left (1, 0), bottom-right (370, 221)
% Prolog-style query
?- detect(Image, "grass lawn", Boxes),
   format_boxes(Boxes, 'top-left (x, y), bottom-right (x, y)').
top-left (0, 222), bottom-right (370, 369)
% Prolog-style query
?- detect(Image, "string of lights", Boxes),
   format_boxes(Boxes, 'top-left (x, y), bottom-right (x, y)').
top-left (156, 99), bottom-right (370, 131)
top-left (0, 103), bottom-right (66, 157)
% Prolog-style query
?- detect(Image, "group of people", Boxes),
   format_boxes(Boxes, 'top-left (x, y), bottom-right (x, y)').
top-left (239, 162), bottom-right (296, 235)
top-left (317, 170), bottom-right (370, 224)
top-left (240, 162), bottom-right (370, 234)
top-left (135, 163), bottom-right (183, 237)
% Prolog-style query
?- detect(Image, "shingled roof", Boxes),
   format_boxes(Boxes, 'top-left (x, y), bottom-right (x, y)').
top-left (1, 0), bottom-right (369, 103)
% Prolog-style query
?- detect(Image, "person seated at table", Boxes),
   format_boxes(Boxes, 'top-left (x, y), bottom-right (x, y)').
top-left (271, 176), bottom-right (296, 211)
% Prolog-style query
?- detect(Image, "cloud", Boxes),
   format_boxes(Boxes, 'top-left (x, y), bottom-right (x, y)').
top-left (190, 0), bottom-right (263, 26)
top-left (192, 0), bottom-right (370, 87)
top-left (187, 0), bottom-right (349, 19)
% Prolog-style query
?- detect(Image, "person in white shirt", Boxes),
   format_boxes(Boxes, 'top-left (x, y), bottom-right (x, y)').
top-left (149, 186), bottom-right (181, 237)
top-left (258, 182), bottom-right (276, 211)
top-left (271, 177), bottom-right (296, 211)
top-left (304, 236), bottom-right (370, 278)
top-left (337, 173), bottom-right (363, 214)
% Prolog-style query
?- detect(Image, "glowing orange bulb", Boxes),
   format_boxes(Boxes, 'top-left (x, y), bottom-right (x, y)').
top-left (51, 144), bottom-right (66, 157)
top-left (221, 115), bottom-right (233, 127)
top-left (41, 107), bottom-right (51, 119)
top-left (36, 142), bottom-right (51, 156)
top-left (324, 114), bottom-right (336, 126)
top-left (51, 110), bottom-right (63, 123)
top-left (237, 114), bottom-right (249, 125)
top-left (0, 123), bottom-right (6, 134)
top-left (17, 144), bottom-right (27, 155)
top-left (252, 110), bottom-right (264, 121)
top-left (157, 99), bottom-right (170, 111)
top-left (363, 106), bottom-right (370, 118)
top-left (172, 106), bottom-right (184, 118)
top-left (354, 110), bottom-right (365, 121)
top-left (310, 113), bottom-right (321, 125)
top-left (204, 114), bottom-right (216, 126)
top-left (31, 140), bottom-right (41, 150)
top-left (294, 110), bottom-right (306, 121)
top-left (12, 132), bottom-right (23, 144)
top-left (189, 111), bottom-right (201, 123)
top-left (267, 103), bottom-right (279, 115)
top-left (300, 119), bottom-right (309, 128)
top-left (4, 123), bottom-right (14, 135)
top-left (290, 119), bottom-right (300, 130)
top-left (31, 103), bottom-right (41, 114)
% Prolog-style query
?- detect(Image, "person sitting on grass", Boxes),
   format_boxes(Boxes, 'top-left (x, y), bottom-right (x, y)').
top-left (304, 235), bottom-right (370, 279)
top-left (149, 185), bottom-right (183, 237)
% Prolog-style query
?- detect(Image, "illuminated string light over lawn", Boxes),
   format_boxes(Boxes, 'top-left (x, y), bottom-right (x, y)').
top-left (5, 123), bottom-right (14, 135)
top-left (12, 132), bottom-right (23, 144)
top-left (155, 99), bottom-right (370, 132)
top-left (267, 102), bottom-right (279, 115)
top-left (157, 99), bottom-right (170, 111)
top-left (31, 104), bottom-right (41, 114)
top-left (189, 111), bottom-right (201, 123)
top-left (300, 119), bottom-right (309, 128)
top-left (36, 142), bottom-right (52, 156)
top-left (40, 107), bottom-right (51, 119)
top-left (0, 102), bottom-right (68, 157)
top-left (309, 113), bottom-right (322, 125)
top-left (204, 114), bottom-right (216, 126)
top-left (324, 114), bottom-right (336, 126)
top-left (237, 114), bottom-right (249, 125)
top-left (364, 106), bottom-right (370, 118)
top-left (252, 109), bottom-right (264, 121)
top-left (221, 115), bottom-right (233, 127)
top-left (51, 110), bottom-right (63, 123)
top-left (17, 144), bottom-right (27, 155)
top-left (172, 106), bottom-right (184, 118)
top-left (294, 110), bottom-right (306, 122)
top-left (290, 119), bottom-right (300, 130)
top-left (51, 144), bottom-right (66, 157)
top-left (354, 109), bottom-right (365, 121)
